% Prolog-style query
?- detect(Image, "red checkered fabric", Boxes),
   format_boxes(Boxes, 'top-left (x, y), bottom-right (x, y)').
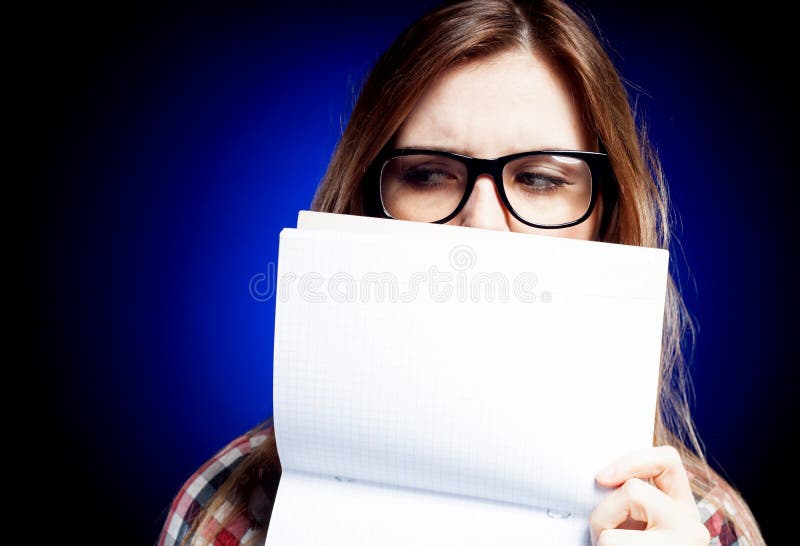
top-left (157, 419), bottom-right (273, 546)
top-left (696, 480), bottom-right (753, 546)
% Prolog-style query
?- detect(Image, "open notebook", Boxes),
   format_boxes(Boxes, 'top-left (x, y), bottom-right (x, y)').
top-left (265, 211), bottom-right (670, 545)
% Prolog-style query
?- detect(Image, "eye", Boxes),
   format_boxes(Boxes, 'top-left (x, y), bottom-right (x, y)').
top-left (401, 165), bottom-right (460, 187)
top-left (512, 170), bottom-right (572, 192)
top-left (382, 155), bottom-right (466, 190)
top-left (504, 155), bottom-right (589, 195)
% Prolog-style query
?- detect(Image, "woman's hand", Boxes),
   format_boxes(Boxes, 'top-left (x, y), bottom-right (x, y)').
top-left (589, 445), bottom-right (711, 546)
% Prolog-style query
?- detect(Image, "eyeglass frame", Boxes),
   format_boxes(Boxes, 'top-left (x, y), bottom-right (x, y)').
top-left (370, 147), bottom-right (616, 229)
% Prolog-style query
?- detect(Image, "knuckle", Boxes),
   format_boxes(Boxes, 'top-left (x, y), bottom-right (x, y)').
top-left (658, 444), bottom-right (682, 465)
top-left (621, 477), bottom-right (645, 497)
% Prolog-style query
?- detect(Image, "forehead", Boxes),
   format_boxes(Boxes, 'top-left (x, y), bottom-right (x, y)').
top-left (393, 48), bottom-right (593, 158)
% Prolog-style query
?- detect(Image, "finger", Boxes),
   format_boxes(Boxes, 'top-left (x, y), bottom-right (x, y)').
top-left (594, 528), bottom-right (670, 546)
top-left (589, 477), bottom-right (676, 542)
top-left (595, 445), bottom-right (694, 505)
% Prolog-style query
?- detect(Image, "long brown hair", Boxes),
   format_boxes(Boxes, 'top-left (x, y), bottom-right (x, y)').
top-left (185, 1), bottom-right (764, 544)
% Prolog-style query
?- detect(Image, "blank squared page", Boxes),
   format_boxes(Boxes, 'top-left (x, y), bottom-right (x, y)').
top-left (271, 212), bottom-right (669, 519)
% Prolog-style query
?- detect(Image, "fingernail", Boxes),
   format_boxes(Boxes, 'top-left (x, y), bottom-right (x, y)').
top-left (596, 464), bottom-right (615, 482)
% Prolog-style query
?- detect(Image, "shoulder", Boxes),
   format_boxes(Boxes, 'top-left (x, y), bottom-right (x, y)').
top-left (158, 418), bottom-right (275, 546)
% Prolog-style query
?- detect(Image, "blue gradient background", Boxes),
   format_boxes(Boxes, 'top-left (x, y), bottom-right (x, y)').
top-left (29, 1), bottom-right (792, 543)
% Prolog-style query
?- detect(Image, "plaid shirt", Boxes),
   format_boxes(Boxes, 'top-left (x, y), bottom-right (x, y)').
top-left (158, 418), bottom-right (751, 546)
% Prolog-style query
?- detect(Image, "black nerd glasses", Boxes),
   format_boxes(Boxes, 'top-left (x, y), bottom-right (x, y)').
top-left (373, 148), bottom-right (614, 229)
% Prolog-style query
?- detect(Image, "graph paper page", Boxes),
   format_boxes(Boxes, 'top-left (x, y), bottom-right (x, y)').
top-left (267, 211), bottom-right (669, 545)
top-left (266, 470), bottom-right (590, 545)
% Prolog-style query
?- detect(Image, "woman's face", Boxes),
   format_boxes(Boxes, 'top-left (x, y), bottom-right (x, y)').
top-left (393, 48), bottom-right (601, 240)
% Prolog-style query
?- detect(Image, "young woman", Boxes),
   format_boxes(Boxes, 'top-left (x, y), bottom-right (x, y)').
top-left (158, 1), bottom-right (765, 544)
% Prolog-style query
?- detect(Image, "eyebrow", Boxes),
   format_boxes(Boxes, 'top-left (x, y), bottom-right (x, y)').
top-left (395, 144), bottom-right (470, 154)
top-left (392, 144), bottom-right (591, 158)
